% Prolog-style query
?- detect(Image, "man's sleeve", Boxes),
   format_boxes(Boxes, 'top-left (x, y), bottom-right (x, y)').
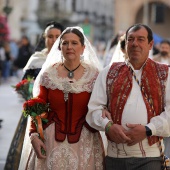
top-left (147, 68), bottom-right (170, 137)
top-left (86, 66), bottom-right (110, 131)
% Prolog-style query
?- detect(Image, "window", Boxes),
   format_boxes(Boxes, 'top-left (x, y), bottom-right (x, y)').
top-left (152, 3), bottom-right (165, 23)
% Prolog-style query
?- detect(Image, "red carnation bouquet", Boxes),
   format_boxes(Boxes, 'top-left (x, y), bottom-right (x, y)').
top-left (12, 77), bottom-right (34, 101)
top-left (23, 97), bottom-right (50, 155)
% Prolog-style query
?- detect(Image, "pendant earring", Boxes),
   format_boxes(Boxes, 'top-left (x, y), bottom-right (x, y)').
top-left (80, 54), bottom-right (84, 61)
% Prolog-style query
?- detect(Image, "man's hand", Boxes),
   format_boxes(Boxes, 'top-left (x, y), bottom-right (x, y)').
top-left (31, 137), bottom-right (46, 159)
top-left (125, 123), bottom-right (146, 146)
top-left (106, 123), bottom-right (131, 144)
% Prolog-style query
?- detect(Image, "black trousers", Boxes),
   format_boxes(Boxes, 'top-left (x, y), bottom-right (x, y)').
top-left (105, 156), bottom-right (162, 170)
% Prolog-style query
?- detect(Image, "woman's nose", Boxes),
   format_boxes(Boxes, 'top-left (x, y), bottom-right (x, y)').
top-left (52, 37), bottom-right (57, 43)
top-left (67, 43), bottom-right (72, 49)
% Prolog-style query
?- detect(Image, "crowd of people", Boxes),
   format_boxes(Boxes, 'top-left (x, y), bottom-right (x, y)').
top-left (1, 21), bottom-right (170, 170)
top-left (0, 36), bottom-right (35, 83)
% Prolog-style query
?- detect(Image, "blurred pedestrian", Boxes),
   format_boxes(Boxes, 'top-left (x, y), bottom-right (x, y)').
top-left (0, 41), bottom-right (12, 82)
top-left (153, 40), bottom-right (170, 65)
top-left (13, 36), bottom-right (34, 79)
top-left (103, 31), bottom-right (124, 67)
top-left (152, 39), bottom-right (170, 159)
top-left (109, 34), bottom-right (126, 64)
top-left (9, 39), bottom-right (19, 76)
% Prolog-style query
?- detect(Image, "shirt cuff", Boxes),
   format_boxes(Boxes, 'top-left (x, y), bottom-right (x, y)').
top-left (101, 118), bottom-right (111, 130)
top-left (146, 123), bottom-right (156, 136)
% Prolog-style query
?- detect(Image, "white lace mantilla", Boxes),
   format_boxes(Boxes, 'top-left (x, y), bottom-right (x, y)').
top-left (23, 49), bottom-right (48, 71)
top-left (40, 62), bottom-right (99, 94)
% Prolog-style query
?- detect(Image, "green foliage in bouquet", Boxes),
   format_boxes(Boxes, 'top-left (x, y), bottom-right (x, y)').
top-left (12, 76), bottom-right (34, 101)
top-left (22, 97), bottom-right (50, 123)
top-left (22, 97), bottom-right (50, 155)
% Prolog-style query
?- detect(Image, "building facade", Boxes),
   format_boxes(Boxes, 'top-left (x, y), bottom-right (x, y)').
top-left (114, 0), bottom-right (170, 40)
top-left (0, 0), bottom-right (114, 44)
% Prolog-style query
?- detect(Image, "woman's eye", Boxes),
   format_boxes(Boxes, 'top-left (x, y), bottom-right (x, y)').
top-left (62, 42), bottom-right (67, 45)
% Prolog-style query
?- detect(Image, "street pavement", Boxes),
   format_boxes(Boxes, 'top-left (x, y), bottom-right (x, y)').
top-left (0, 77), bottom-right (23, 170)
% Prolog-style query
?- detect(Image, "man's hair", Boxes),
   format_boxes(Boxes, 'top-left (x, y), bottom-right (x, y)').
top-left (160, 40), bottom-right (170, 46)
top-left (125, 23), bottom-right (153, 43)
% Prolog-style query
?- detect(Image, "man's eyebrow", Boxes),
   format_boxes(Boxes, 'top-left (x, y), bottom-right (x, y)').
top-left (128, 35), bottom-right (146, 39)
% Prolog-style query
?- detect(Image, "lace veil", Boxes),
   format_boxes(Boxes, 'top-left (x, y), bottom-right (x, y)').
top-left (110, 34), bottom-right (126, 65)
top-left (33, 26), bottom-right (102, 96)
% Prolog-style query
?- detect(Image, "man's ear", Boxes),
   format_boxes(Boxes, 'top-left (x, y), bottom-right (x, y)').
top-left (149, 40), bottom-right (154, 50)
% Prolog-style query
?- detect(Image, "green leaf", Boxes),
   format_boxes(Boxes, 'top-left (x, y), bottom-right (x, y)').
top-left (31, 112), bottom-right (37, 117)
top-left (42, 118), bottom-right (48, 123)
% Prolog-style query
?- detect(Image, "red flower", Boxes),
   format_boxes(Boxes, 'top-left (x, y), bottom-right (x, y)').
top-left (12, 77), bottom-right (34, 101)
top-left (16, 79), bottom-right (28, 90)
top-left (23, 97), bottom-right (50, 116)
top-left (23, 97), bottom-right (50, 152)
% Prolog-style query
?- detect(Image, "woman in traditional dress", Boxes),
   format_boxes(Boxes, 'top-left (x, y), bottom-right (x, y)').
top-left (5, 21), bottom-right (64, 170)
top-left (19, 26), bottom-right (105, 170)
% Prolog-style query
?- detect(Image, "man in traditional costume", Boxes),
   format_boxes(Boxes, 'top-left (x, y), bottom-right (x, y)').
top-left (86, 23), bottom-right (170, 170)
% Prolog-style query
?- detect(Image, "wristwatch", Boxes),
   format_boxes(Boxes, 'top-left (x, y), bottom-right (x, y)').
top-left (145, 126), bottom-right (152, 137)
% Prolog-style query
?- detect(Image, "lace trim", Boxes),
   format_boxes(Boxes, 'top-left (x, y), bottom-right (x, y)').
top-left (40, 62), bottom-right (99, 93)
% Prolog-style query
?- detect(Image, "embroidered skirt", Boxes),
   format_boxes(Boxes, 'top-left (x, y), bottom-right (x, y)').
top-left (20, 123), bottom-right (105, 170)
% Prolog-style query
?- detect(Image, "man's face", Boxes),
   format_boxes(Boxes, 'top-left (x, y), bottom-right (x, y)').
top-left (159, 43), bottom-right (170, 56)
top-left (126, 27), bottom-right (153, 64)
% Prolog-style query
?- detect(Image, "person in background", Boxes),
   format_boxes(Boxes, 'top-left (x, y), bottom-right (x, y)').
top-left (152, 39), bottom-right (170, 159)
top-left (9, 39), bottom-right (19, 77)
top-left (109, 34), bottom-right (126, 65)
top-left (4, 21), bottom-right (64, 170)
top-left (0, 41), bottom-right (12, 82)
top-left (13, 36), bottom-right (34, 78)
top-left (19, 26), bottom-right (105, 170)
top-left (86, 23), bottom-right (170, 170)
top-left (153, 40), bottom-right (170, 65)
top-left (103, 31), bottom-right (124, 67)
top-left (22, 21), bottom-right (65, 80)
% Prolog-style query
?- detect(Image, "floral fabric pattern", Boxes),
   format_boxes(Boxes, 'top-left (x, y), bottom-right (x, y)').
top-left (27, 124), bottom-right (104, 170)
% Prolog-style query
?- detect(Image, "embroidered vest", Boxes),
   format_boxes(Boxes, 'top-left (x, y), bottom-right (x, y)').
top-left (42, 89), bottom-right (97, 143)
top-left (106, 58), bottom-right (169, 146)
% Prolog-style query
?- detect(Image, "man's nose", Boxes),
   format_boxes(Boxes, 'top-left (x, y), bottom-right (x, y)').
top-left (132, 39), bottom-right (138, 46)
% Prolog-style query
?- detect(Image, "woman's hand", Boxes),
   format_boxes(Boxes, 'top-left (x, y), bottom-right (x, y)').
top-left (31, 136), bottom-right (46, 159)
top-left (102, 109), bottom-right (112, 121)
